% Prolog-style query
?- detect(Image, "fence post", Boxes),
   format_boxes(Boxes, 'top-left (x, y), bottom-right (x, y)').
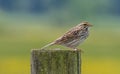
top-left (31, 49), bottom-right (81, 74)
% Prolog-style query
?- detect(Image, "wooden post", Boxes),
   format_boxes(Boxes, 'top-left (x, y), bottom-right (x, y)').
top-left (31, 49), bottom-right (81, 74)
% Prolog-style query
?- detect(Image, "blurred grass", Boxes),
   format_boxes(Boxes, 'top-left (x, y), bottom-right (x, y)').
top-left (0, 0), bottom-right (120, 73)
top-left (0, 24), bottom-right (120, 74)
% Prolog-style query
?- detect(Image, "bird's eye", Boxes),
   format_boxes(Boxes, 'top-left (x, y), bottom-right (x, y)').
top-left (83, 24), bottom-right (87, 25)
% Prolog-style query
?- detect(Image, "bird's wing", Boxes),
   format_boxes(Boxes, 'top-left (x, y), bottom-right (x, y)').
top-left (54, 26), bottom-right (83, 44)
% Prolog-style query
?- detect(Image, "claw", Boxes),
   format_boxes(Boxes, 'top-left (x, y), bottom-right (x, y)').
top-left (74, 48), bottom-right (77, 51)
top-left (75, 48), bottom-right (84, 53)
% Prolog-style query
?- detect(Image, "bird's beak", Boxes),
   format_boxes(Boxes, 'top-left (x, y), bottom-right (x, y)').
top-left (88, 24), bottom-right (93, 27)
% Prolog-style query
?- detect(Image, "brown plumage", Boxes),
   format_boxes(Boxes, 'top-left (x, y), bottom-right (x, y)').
top-left (41, 21), bottom-right (92, 50)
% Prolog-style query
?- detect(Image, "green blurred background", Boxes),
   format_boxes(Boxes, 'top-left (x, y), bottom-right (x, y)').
top-left (0, 0), bottom-right (120, 74)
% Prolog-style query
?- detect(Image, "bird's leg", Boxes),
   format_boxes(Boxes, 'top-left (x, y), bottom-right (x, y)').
top-left (70, 47), bottom-right (77, 51)
top-left (69, 47), bottom-right (84, 53)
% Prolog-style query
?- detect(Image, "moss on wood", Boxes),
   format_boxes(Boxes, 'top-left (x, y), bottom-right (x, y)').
top-left (31, 49), bottom-right (81, 74)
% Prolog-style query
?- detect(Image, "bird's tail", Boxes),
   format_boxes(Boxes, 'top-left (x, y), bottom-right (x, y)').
top-left (41, 42), bottom-right (55, 50)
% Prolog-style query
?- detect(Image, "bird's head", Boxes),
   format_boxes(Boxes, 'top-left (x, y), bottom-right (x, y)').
top-left (77, 21), bottom-right (92, 30)
top-left (80, 21), bottom-right (92, 27)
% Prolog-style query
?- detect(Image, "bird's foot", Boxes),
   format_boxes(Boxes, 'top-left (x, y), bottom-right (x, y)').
top-left (74, 48), bottom-right (78, 51)
top-left (74, 48), bottom-right (84, 53)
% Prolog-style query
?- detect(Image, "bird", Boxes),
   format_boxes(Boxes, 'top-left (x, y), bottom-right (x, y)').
top-left (41, 21), bottom-right (92, 50)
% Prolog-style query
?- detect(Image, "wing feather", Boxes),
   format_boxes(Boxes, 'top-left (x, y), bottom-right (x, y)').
top-left (54, 26), bottom-right (83, 44)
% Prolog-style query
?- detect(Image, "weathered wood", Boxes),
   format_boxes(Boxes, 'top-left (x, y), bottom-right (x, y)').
top-left (31, 49), bottom-right (81, 74)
